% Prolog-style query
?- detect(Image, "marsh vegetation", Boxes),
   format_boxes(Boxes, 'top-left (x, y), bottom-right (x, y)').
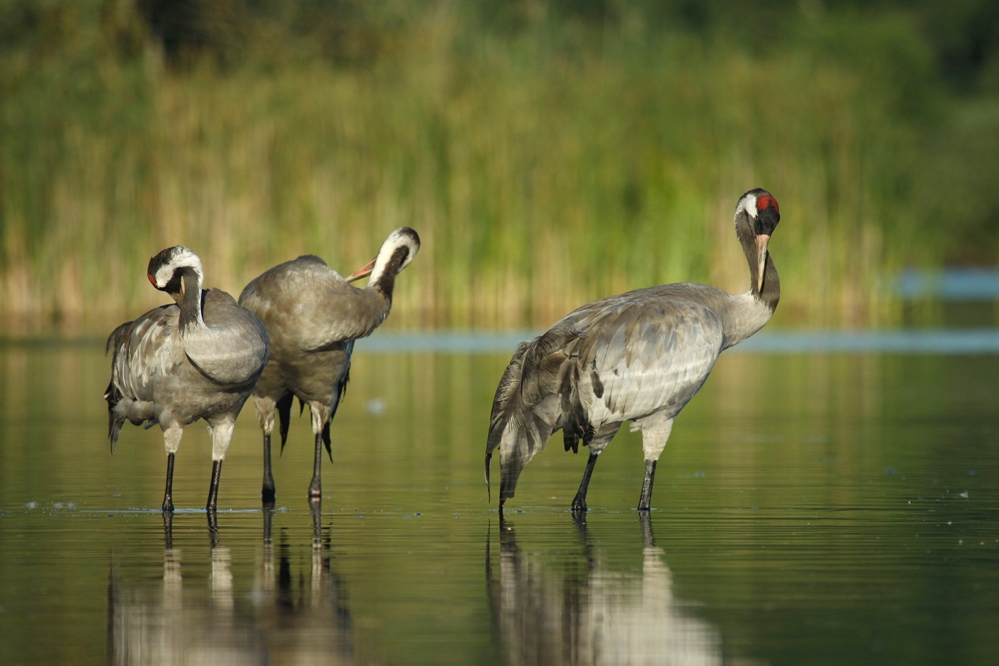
top-left (2, 0), bottom-right (998, 332)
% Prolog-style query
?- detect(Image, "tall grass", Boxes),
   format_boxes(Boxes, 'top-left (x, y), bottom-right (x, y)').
top-left (0, 2), bottom-right (980, 334)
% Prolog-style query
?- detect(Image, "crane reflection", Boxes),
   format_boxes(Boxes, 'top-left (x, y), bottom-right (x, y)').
top-left (107, 503), bottom-right (357, 665)
top-left (487, 514), bottom-right (723, 666)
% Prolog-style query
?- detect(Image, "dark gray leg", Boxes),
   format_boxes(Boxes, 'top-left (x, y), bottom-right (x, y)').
top-left (207, 509), bottom-right (220, 548)
top-left (207, 459), bottom-right (223, 512)
top-left (571, 453), bottom-right (600, 512)
top-left (162, 452), bottom-right (176, 513)
top-left (263, 502), bottom-right (274, 544)
top-left (311, 498), bottom-right (322, 545)
top-left (308, 431), bottom-right (323, 500)
top-left (639, 510), bottom-right (654, 547)
top-left (638, 459), bottom-right (657, 511)
top-left (163, 510), bottom-right (174, 548)
top-left (262, 433), bottom-right (276, 504)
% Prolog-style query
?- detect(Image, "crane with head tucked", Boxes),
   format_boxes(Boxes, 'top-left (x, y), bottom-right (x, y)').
top-left (105, 246), bottom-right (271, 512)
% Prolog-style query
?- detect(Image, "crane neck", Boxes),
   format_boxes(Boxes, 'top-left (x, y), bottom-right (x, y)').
top-left (367, 247), bottom-right (410, 302)
top-left (708, 230), bottom-right (780, 350)
top-left (177, 268), bottom-right (206, 330)
top-left (742, 233), bottom-right (780, 313)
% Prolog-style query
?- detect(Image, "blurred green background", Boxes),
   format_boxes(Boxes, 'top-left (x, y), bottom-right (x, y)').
top-left (2, 0), bottom-right (998, 334)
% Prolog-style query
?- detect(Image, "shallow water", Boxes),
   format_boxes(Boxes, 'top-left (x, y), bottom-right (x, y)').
top-left (1, 338), bottom-right (998, 665)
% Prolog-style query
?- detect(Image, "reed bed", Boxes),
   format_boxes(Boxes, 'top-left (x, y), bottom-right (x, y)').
top-left (0, 3), bottom-right (966, 334)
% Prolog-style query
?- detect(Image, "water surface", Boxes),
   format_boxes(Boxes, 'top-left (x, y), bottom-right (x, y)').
top-left (1, 339), bottom-right (998, 664)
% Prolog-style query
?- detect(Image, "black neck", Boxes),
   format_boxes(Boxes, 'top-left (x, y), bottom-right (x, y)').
top-left (177, 268), bottom-right (204, 329)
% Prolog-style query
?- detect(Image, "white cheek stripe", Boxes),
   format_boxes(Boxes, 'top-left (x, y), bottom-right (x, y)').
top-left (156, 266), bottom-right (174, 287)
top-left (155, 249), bottom-right (204, 289)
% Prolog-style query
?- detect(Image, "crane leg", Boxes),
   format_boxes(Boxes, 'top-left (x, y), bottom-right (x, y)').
top-left (639, 510), bottom-right (654, 547)
top-left (163, 510), bottom-right (173, 548)
top-left (162, 452), bottom-right (176, 513)
top-left (262, 433), bottom-right (275, 504)
top-left (207, 508), bottom-right (221, 548)
top-left (254, 393), bottom-right (287, 504)
top-left (308, 431), bottom-right (323, 500)
top-left (637, 418), bottom-right (670, 511)
top-left (638, 460), bottom-right (657, 511)
top-left (571, 453), bottom-right (599, 512)
top-left (207, 459), bottom-right (223, 512)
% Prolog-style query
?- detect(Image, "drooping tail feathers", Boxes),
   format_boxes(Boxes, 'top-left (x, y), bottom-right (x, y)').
top-left (105, 378), bottom-right (125, 454)
top-left (276, 392), bottom-right (294, 454)
top-left (486, 329), bottom-right (584, 505)
top-left (104, 321), bottom-right (133, 454)
top-left (277, 359), bottom-right (347, 462)
top-left (323, 360), bottom-right (349, 462)
top-left (485, 339), bottom-right (550, 505)
top-left (322, 420), bottom-right (332, 462)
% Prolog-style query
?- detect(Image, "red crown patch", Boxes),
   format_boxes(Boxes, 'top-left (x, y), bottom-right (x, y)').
top-left (756, 194), bottom-right (779, 215)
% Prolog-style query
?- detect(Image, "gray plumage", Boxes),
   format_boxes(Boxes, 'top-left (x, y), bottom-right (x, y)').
top-left (105, 246), bottom-right (271, 512)
top-left (486, 188), bottom-right (782, 512)
top-left (239, 227), bottom-right (421, 502)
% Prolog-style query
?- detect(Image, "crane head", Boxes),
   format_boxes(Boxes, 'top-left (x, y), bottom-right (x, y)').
top-left (147, 246), bottom-right (204, 297)
top-left (344, 227), bottom-right (421, 284)
top-left (736, 189), bottom-right (780, 293)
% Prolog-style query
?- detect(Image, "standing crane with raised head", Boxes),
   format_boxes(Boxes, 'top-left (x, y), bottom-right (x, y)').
top-left (239, 227), bottom-right (421, 503)
top-left (105, 246), bottom-right (271, 513)
top-left (486, 189), bottom-right (781, 512)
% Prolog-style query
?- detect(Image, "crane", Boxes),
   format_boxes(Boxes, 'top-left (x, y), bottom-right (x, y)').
top-left (486, 189), bottom-right (781, 512)
top-left (105, 246), bottom-right (270, 512)
top-left (239, 227), bottom-right (421, 502)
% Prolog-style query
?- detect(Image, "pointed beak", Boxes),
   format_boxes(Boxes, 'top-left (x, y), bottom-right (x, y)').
top-left (755, 234), bottom-right (770, 292)
top-left (345, 257), bottom-right (376, 283)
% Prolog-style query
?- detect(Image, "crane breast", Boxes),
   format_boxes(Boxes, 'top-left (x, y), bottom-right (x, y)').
top-left (187, 290), bottom-right (270, 386)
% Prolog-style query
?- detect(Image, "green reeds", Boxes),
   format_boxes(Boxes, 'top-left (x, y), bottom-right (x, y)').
top-left (0, 4), bottom-right (964, 333)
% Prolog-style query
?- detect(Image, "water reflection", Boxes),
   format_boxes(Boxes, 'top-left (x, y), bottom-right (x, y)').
top-left (107, 504), bottom-right (357, 664)
top-left (487, 516), bottom-right (723, 666)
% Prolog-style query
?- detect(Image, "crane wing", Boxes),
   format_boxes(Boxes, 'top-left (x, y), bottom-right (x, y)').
top-left (105, 304), bottom-right (182, 451)
top-left (107, 304), bottom-right (182, 404)
top-left (566, 293), bottom-right (725, 429)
